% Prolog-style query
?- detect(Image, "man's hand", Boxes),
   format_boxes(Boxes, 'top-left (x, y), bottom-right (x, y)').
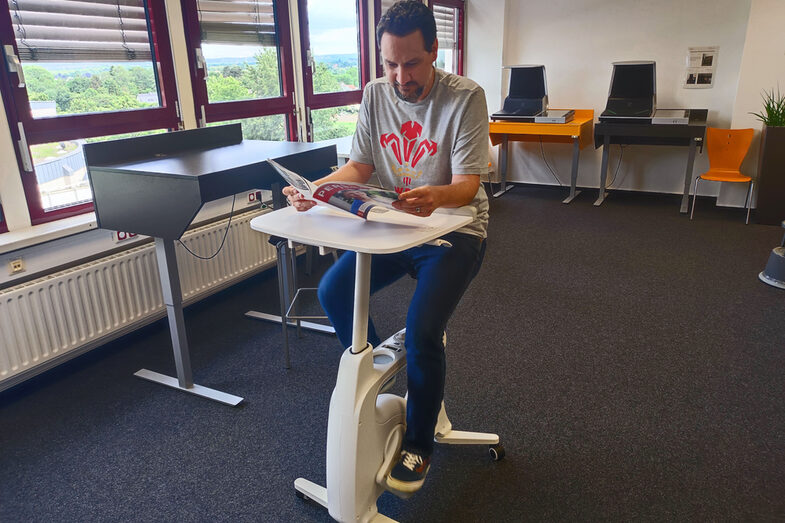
top-left (392, 186), bottom-right (441, 216)
top-left (393, 175), bottom-right (480, 217)
top-left (282, 185), bottom-right (316, 212)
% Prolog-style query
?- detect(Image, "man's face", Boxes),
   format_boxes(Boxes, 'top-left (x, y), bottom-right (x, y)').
top-left (379, 30), bottom-right (438, 103)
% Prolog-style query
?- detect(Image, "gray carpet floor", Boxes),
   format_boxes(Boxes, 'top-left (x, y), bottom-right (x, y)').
top-left (2, 186), bottom-right (784, 522)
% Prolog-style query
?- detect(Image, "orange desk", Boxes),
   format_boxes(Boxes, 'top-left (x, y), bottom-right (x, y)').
top-left (489, 109), bottom-right (594, 202)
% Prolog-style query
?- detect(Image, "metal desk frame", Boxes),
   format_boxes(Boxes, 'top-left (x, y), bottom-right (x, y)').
top-left (489, 109), bottom-right (595, 203)
top-left (593, 109), bottom-right (708, 212)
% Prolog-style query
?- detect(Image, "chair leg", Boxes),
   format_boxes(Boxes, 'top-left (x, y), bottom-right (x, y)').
top-left (690, 177), bottom-right (700, 220)
top-left (744, 181), bottom-right (754, 225)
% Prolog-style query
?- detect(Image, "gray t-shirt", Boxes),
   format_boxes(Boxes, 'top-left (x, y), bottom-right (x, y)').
top-left (350, 68), bottom-right (490, 238)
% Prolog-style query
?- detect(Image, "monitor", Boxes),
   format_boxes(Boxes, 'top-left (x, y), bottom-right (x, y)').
top-left (509, 65), bottom-right (547, 99)
top-left (491, 65), bottom-right (548, 120)
top-left (609, 61), bottom-right (656, 99)
top-left (600, 61), bottom-right (657, 120)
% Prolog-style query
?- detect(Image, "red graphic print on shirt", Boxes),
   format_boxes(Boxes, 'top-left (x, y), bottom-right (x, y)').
top-left (380, 121), bottom-right (437, 192)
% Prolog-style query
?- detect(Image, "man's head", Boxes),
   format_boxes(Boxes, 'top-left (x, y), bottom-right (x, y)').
top-left (376, 1), bottom-right (438, 102)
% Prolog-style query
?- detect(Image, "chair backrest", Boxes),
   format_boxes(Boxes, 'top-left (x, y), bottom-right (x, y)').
top-left (706, 127), bottom-right (754, 171)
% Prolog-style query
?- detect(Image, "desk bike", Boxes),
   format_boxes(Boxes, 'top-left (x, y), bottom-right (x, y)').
top-left (294, 330), bottom-right (505, 523)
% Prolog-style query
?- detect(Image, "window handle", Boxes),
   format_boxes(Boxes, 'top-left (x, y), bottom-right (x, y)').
top-left (195, 47), bottom-right (208, 77)
top-left (17, 122), bottom-right (33, 172)
top-left (306, 107), bottom-right (312, 141)
top-left (306, 49), bottom-right (315, 73)
top-left (3, 45), bottom-right (25, 88)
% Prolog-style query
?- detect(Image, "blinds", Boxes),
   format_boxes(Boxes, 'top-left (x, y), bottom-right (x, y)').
top-left (197, 0), bottom-right (277, 46)
top-left (378, 1), bottom-right (457, 51)
top-left (9, 0), bottom-right (152, 62)
top-left (433, 5), bottom-right (457, 50)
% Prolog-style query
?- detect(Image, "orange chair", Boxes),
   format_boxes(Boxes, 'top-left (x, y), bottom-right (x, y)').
top-left (690, 127), bottom-right (755, 224)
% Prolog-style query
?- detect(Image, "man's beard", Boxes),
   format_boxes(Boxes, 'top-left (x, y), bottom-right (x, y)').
top-left (393, 82), bottom-right (424, 102)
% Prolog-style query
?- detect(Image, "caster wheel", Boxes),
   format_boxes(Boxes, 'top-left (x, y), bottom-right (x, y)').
top-left (489, 443), bottom-right (505, 461)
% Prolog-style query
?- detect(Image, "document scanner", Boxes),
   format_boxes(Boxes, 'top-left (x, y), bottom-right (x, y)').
top-left (491, 65), bottom-right (548, 121)
top-left (599, 61), bottom-right (656, 123)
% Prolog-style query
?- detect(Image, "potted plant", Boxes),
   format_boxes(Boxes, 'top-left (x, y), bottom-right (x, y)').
top-left (750, 87), bottom-right (785, 225)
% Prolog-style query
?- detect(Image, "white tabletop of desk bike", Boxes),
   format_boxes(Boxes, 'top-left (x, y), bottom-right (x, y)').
top-left (249, 205), bottom-right (473, 254)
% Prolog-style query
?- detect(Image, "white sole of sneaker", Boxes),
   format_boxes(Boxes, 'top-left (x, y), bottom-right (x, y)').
top-left (385, 469), bottom-right (428, 494)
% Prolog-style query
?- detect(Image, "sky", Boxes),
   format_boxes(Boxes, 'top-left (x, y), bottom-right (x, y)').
top-left (202, 0), bottom-right (359, 59)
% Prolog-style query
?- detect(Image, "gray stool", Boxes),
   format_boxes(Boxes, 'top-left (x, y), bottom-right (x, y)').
top-left (245, 236), bottom-right (336, 368)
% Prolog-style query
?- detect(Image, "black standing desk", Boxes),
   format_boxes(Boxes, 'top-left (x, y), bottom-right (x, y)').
top-left (84, 124), bottom-right (336, 405)
top-left (594, 109), bottom-right (708, 212)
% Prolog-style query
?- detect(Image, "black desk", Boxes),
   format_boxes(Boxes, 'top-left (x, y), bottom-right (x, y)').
top-left (85, 124), bottom-right (335, 405)
top-left (594, 109), bottom-right (708, 212)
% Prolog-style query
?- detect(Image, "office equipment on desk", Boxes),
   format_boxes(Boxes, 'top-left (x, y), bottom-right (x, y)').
top-left (535, 109), bottom-right (575, 124)
top-left (249, 206), bottom-right (502, 523)
top-left (489, 110), bottom-right (594, 202)
top-left (690, 127), bottom-right (755, 224)
top-left (491, 65), bottom-right (548, 121)
top-left (652, 109), bottom-right (690, 125)
top-left (599, 61), bottom-right (656, 123)
top-left (593, 109), bottom-right (708, 212)
top-left (84, 124), bottom-right (336, 405)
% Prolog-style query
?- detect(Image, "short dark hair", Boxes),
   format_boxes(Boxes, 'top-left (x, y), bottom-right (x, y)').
top-left (376, 1), bottom-right (437, 52)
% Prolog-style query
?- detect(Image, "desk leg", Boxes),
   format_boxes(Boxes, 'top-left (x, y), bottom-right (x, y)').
top-left (135, 238), bottom-right (243, 406)
top-left (493, 135), bottom-right (514, 198)
top-left (563, 137), bottom-right (582, 204)
top-left (349, 252), bottom-right (372, 354)
top-left (594, 135), bottom-right (610, 206)
top-left (680, 138), bottom-right (698, 213)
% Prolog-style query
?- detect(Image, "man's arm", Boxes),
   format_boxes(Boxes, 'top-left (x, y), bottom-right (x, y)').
top-left (392, 174), bottom-right (480, 216)
top-left (283, 159), bottom-right (374, 212)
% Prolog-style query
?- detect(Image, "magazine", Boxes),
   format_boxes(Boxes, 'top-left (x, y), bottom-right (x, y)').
top-left (267, 158), bottom-right (405, 219)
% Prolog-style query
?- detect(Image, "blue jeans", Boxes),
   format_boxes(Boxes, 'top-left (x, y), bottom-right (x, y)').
top-left (318, 231), bottom-right (486, 456)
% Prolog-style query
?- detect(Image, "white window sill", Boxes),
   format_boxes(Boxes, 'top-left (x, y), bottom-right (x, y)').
top-left (0, 213), bottom-right (98, 254)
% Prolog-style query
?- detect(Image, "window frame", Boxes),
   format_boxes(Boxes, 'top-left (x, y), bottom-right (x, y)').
top-left (374, 0), bottom-right (465, 77)
top-left (0, 0), bottom-right (181, 225)
top-left (430, 0), bottom-right (465, 76)
top-left (180, 0), bottom-right (299, 140)
top-left (297, 0), bottom-right (370, 140)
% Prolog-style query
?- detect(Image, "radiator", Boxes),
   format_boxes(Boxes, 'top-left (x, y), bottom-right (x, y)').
top-left (0, 209), bottom-right (277, 391)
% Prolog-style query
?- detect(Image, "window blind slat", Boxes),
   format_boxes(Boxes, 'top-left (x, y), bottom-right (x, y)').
top-left (15, 11), bottom-right (148, 32)
top-left (12, 0), bottom-right (145, 19)
top-left (433, 6), bottom-right (456, 49)
top-left (15, 39), bottom-right (152, 62)
top-left (10, 0), bottom-right (151, 62)
top-left (197, 0), bottom-right (278, 46)
top-left (197, 0), bottom-right (274, 14)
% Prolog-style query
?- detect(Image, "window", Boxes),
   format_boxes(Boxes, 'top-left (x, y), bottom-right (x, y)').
top-left (432, 0), bottom-right (463, 75)
top-left (373, 0), bottom-right (464, 77)
top-left (181, 0), bottom-right (297, 140)
top-left (298, 0), bottom-right (369, 141)
top-left (0, 0), bottom-right (180, 225)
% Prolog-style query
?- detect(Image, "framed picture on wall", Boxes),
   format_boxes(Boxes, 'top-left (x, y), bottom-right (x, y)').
top-left (684, 46), bottom-right (718, 89)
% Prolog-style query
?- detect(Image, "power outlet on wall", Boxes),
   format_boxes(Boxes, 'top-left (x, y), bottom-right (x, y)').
top-left (8, 258), bottom-right (24, 275)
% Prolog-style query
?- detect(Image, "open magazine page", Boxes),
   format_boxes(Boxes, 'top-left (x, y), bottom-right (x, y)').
top-left (267, 158), bottom-right (317, 198)
top-left (267, 157), bottom-right (408, 220)
top-left (312, 182), bottom-right (400, 218)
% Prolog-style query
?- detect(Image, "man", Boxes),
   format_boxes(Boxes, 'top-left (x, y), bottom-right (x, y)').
top-left (283, 0), bottom-right (489, 494)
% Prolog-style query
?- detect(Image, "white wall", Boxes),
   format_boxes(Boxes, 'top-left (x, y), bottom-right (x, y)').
top-left (469, 0), bottom-right (753, 204)
top-left (723, 0), bottom-right (785, 206)
top-left (465, 0), bottom-right (507, 125)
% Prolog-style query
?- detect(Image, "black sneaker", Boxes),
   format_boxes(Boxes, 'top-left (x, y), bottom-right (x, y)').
top-left (386, 450), bottom-right (431, 493)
